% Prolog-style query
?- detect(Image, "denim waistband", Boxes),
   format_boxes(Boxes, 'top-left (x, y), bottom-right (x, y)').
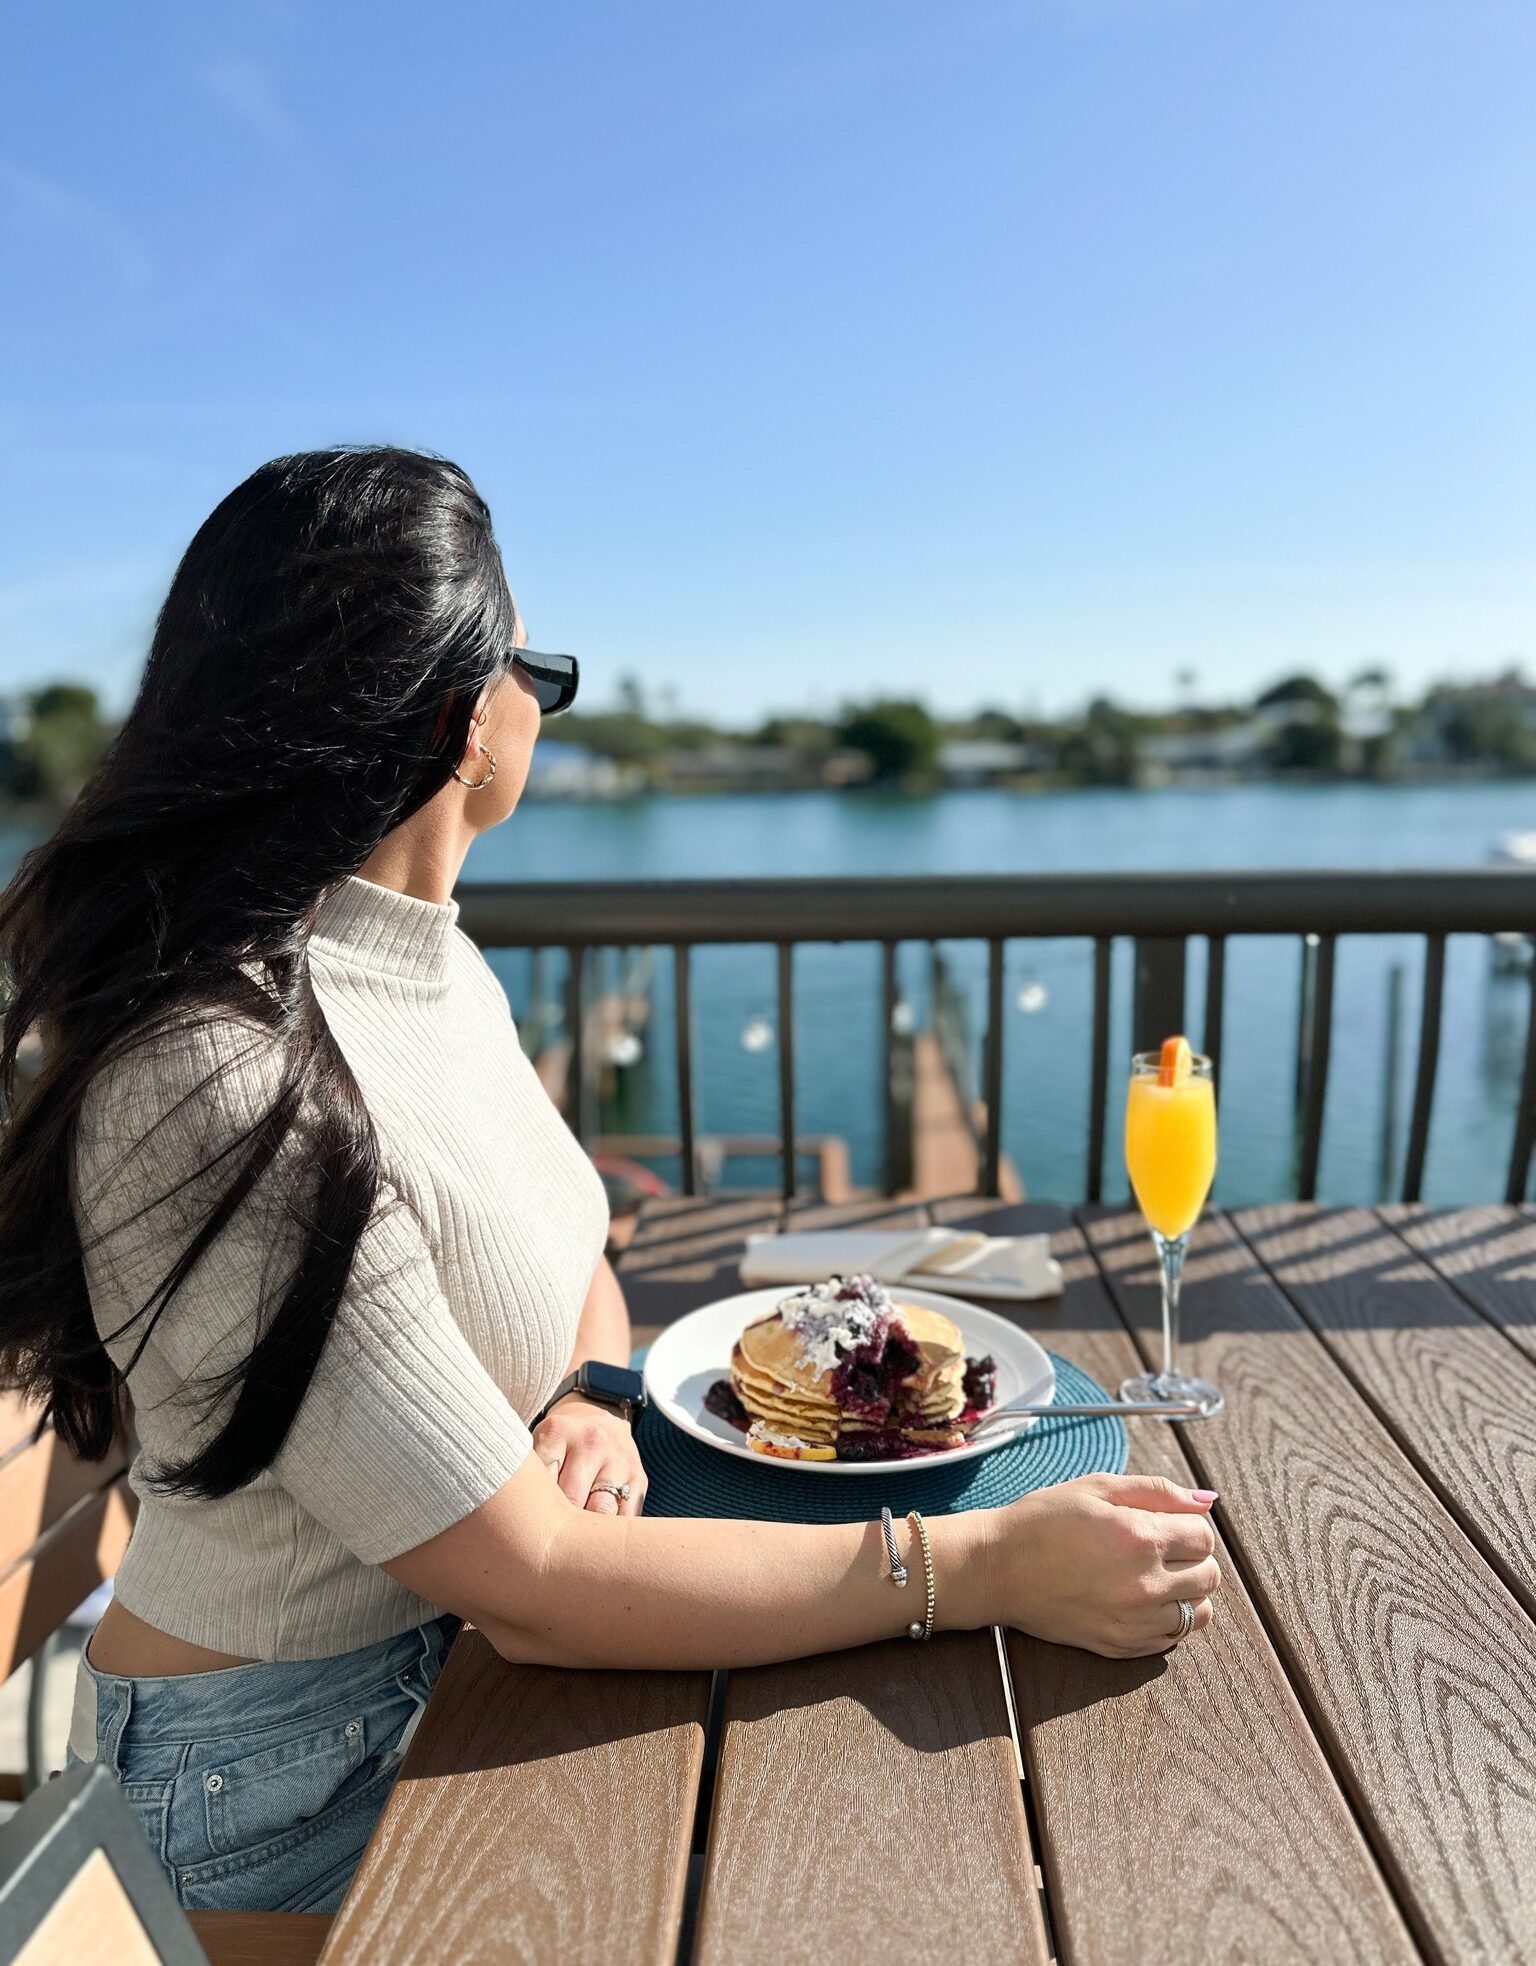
top-left (79, 1614), bottom-right (460, 1755)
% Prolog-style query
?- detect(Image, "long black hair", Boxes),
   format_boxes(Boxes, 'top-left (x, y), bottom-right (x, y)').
top-left (0, 446), bottom-right (520, 1497)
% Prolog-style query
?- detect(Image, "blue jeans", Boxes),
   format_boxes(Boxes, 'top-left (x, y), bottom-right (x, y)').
top-left (64, 1614), bottom-right (460, 1914)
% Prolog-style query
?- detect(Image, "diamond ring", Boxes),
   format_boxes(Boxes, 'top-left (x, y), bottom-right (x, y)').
top-left (590, 1479), bottom-right (631, 1502)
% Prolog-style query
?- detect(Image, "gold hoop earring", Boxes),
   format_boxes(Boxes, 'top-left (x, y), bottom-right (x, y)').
top-left (452, 744), bottom-right (497, 790)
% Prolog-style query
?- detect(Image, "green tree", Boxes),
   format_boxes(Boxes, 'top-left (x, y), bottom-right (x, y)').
top-left (1255, 673), bottom-right (1341, 773)
top-left (1055, 696), bottom-right (1141, 786)
top-left (949, 706), bottom-right (1024, 742)
top-left (750, 715), bottom-right (835, 761)
top-left (1266, 715), bottom-right (1342, 773)
top-left (1428, 689), bottom-right (1536, 771)
top-left (18, 684), bottom-right (112, 805)
top-left (556, 710), bottom-right (668, 766)
top-left (837, 700), bottom-right (938, 782)
top-left (1255, 673), bottom-right (1338, 712)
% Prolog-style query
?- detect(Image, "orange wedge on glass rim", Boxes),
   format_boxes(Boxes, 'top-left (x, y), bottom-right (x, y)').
top-left (1157, 1035), bottom-right (1193, 1087)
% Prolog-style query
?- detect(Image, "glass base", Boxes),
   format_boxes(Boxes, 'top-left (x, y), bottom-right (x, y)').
top-left (1117, 1368), bottom-right (1224, 1419)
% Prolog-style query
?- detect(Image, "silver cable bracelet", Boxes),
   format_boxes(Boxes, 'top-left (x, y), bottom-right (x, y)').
top-left (879, 1505), bottom-right (909, 1588)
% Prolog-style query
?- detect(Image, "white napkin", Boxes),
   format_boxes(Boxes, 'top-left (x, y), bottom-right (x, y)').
top-left (738, 1226), bottom-right (1062, 1302)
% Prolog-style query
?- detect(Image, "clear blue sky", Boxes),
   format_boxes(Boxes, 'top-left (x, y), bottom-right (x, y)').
top-left (3, 1), bottom-right (1534, 725)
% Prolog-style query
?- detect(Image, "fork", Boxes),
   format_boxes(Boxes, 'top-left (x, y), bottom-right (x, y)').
top-left (970, 1393), bottom-right (1211, 1430)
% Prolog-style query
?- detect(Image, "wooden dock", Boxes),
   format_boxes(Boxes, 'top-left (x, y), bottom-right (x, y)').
top-left (904, 1030), bottom-right (1023, 1202)
top-left (536, 958), bottom-right (1020, 1208)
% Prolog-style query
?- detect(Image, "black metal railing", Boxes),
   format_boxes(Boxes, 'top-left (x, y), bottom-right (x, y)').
top-left (455, 870), bottom-right (1536, 1206)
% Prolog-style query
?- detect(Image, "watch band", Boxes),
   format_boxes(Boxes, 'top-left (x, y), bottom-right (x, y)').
top-left (534, 1364), bottom-right (644, 1429)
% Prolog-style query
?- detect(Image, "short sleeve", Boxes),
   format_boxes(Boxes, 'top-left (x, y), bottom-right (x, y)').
top-left (73, 1017), bottom-right (532, 1564)
top-left (271, 1177), bottom-right (533, 1562)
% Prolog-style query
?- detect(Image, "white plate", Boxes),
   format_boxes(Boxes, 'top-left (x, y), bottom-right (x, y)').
top-left (643, 1286), bottom-right (1056, 1476)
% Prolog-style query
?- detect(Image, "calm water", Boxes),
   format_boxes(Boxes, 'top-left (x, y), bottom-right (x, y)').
top-left (6, 781), bottom-right (1532, 1203)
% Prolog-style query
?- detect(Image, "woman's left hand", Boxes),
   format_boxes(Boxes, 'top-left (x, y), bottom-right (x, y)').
top-left (532, 1394), bottom-right (647, 1516)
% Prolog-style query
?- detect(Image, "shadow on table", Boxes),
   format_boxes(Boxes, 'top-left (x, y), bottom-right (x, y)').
top-left (1009, 1630), bottom-right (1171, 1733)
top-left (390, 1629), bottom-right (710, 1782)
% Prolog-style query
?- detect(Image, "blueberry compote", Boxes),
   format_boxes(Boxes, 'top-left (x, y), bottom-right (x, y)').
top-left (829, 1326), bottom-right (921, 1423)
top-left (959, 1353), bottom-right (998, 1423)
top-left (835, 1428), bottom-right (934, 1462)
top-left (703, 1379), bottom-right (750, 1431)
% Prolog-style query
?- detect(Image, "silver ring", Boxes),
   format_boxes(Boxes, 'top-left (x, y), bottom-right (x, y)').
top-left (590, 1479), bottom-right (631, 1501)
top-left (1173, 1598), bottom-right (1195, 1642)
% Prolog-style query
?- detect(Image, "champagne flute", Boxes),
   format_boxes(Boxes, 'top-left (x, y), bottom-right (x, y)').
top-left (1117, 1037), bottom-right (1224, 1418)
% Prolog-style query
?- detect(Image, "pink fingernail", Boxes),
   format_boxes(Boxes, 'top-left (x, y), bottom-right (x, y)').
top-left (1191, 1488), bottom-right (1218, 1505)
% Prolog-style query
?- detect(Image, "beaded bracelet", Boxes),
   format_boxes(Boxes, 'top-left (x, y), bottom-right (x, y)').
top-left (905, 1510), bottom-right (936, 1641)
top-left (878, 1505), bottom-right (935, 1640)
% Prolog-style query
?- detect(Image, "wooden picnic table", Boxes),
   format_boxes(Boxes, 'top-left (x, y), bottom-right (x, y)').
top-left (317, 1198), bottom-right (1536, 1966)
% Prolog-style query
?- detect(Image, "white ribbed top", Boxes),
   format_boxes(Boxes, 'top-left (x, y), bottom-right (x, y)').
top-left (69, 873), bottom-right (609, 1660)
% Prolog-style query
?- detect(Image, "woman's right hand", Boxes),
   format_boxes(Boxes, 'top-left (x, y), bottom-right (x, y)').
top-left (994, 1472), bottom-right (1222, 1658)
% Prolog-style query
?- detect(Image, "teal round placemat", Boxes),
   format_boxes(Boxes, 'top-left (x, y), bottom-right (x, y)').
top-left (636, 1352), bottom-right (1126, 1522)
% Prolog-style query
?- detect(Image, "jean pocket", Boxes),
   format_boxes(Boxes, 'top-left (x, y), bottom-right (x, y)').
top-left (271, 1839), bottom-right (368, 1914)
top-left (176, 1760), bottom-right (400, 1911)
top-left (199, 1714), bottom-right (369, 1861)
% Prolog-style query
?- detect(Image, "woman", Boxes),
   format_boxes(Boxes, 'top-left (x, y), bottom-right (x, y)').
top-left (0, 448), bottom-right (1220, 1915)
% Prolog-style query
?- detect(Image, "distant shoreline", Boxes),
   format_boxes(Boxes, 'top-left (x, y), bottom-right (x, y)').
top-left (3, 772), bottom-right (1534, 836)
top-left (519, 767), bottom-right (1536, 804)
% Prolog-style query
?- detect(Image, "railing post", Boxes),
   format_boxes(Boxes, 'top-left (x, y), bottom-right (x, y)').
top-left (1506, 964), bottom-right (1536, 1204)
top-left (1296, 933), bottom-right (1337, 1201)
top-left (1379, 960), bottom-right (1405, 1201)
top-left (777, 943), bottom-right (796, 1202)
top-left (565, 946), bottom-right (588, 1144)
top-left (1132, 936), bottom-right (1187, 1055)
top-left (527, 947), bottom-right (548, 1052)
top-left (1086, 937), bottom-right (1112, 1204)
top-left (882, 942), bottom-right (900, 1197)
top-left (1294, 934), bottom-right (1319, 1115)
top-left (982, 939), bottom-right (1005, 1198)
top-left (1401, 933), bottom-right (1445, 1203)
top-left (1203, 935), bottom-right (1226, 1097)
top-left (673, 945), bottom-right (696, 1196)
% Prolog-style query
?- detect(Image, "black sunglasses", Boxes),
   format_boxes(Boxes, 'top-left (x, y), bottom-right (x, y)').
top-left (512, 648), bottom-right (579, 716)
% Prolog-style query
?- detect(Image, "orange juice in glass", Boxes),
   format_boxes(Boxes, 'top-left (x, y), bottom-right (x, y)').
top-left (1118, 1036), bottom-right (1224, 1417)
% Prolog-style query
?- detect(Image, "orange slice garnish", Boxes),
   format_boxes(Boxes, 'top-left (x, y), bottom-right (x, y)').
top-left (1158, 1035), bottom-right (1193, 1087)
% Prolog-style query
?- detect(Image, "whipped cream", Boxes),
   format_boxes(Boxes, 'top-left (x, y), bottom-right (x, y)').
top-left (777, 1273), bottom-right (892, 1376)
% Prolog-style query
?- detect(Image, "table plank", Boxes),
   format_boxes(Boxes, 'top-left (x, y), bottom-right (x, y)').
top-left (936, 1200), bottom-right (1418, 1966)
top-left (318, 1634), bottom-right (710, 1966)
top-left (685, 1197), bottom-right (1047, 1965)
top-left (1082, 1205), bottom-right (1536, 1966)
top-left (1381, 1204), bottom-right (1536, 1368)
top-left (693, 1633), bottom-right (1048, 1966)
top-left (1230, 1204), bottom-right (1536, 1618)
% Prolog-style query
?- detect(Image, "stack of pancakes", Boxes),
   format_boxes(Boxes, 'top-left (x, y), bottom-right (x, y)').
top-left (731, 1293), bottom-right (970, 1458)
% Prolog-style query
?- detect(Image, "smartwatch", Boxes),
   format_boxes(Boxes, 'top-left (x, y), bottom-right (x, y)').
top-left (534, 1359), bottom-right (647, 1429)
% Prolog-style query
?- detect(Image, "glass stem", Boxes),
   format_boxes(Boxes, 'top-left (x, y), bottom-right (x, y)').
top-left (1152, 1230), bottom-right (1187, 1386)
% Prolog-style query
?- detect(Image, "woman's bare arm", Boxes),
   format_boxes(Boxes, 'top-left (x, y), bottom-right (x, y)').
top-left (383, 1460), bottom-right (1221, 1671)
top-left (529, 1253), bottom-right (646, 1513)
top-left (562, 1251), bottom-right (632, 1372)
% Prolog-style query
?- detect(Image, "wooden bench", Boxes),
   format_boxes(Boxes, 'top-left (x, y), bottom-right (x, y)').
top-left (0, 1397), bottom-right (328, 1966)
top-left (0, 1392), bottom-right (134, 1801)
